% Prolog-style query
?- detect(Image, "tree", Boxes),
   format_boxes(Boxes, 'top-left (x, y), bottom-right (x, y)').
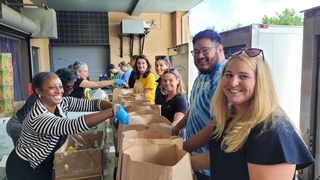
top-left (206, 25), bottom-right (215, 30)
top-left (190, 34), bottom-right (193, 42)
top-left (261, 8), bottom-right (303, 26)
top-left (220, 23), bottom-right (243, 32)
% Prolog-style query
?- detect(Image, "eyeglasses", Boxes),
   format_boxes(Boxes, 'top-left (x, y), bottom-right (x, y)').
top-left (191, 44), bottom-right (219, 56)
top-left (228, 48), bottom-right (264, 60)
top-left (63, 84), bottom-right (76, 91)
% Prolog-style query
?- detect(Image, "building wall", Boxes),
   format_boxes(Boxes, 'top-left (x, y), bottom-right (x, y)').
top-left (30, 39), bottom-right (50, 71)
top-left (108, 12), bottom-right (173, 75)
top-left (24, 0), bottom-right (50, 72)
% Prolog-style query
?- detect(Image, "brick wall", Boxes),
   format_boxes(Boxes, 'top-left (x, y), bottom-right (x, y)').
top-left (108, 12), bottom-right (173, 75)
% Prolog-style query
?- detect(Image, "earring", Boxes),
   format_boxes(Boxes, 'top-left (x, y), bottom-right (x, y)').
top-left (38, 95), bottom-right (41, 98)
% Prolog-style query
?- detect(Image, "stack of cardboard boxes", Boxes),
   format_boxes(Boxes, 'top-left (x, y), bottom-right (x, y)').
top-left (0, 53), bottom-right (14, 117)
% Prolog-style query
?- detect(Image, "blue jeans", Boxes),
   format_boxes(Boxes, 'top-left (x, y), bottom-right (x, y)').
top-left (6, 117), bottom-right (22, 147)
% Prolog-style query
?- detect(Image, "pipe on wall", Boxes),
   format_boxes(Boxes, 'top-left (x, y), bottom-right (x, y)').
top-left (0, 3), bottom-right (37, 34)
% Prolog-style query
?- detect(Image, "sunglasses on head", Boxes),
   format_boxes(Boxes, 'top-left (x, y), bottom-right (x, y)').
top-left (228, 48), bottom-right (264, 60)
top-left (155, 55), bottom-right (168, 60)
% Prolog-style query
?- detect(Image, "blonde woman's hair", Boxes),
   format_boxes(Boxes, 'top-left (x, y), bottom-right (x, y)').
top-left (211, 52), bottom-right (299, 152)
top-left (161, 68), bottom-right (186, 95)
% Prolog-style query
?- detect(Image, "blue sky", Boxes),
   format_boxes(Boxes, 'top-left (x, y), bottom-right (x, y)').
top-left (189, 0), bottom-right (319, 35)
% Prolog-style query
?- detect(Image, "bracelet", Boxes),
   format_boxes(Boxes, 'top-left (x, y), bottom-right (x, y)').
top-left (110, 106), bottom-right (115, 116)
top-left (111, 104), bottom-right (117, 116)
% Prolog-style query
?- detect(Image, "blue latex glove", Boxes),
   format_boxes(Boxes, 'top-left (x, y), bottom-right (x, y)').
top-left (113, 79), bottom-right (124, 86)
top-left (113, 104), bottom-right (129, 125)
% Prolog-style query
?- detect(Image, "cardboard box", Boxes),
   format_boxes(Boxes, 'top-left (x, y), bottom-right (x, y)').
top-left (0, 118), bottom-right (14, 159)
top-left (0, 53), bottom-right (12, 71)
top-left (0, 69), bottom-right (13, 87)
top-left (121, 144), bottom-right (194, 180)
top-left (54, 131), bottom-right (105, 180)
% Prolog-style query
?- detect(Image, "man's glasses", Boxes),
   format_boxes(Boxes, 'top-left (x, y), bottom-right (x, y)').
top-left (191, 44), bottom-right (219, 56)
top-left (63, 84), bottom-right (75, 91)
top-left (228, 48), bottom-right (264, 60)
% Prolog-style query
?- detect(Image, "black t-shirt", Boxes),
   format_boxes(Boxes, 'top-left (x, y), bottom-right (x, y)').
top-left (69, 78), bottom-right (84, 98)
top-left (128, 71), bottom-right (136, 88)
top-left (161, 94), bottom-right (188, 123)
top-left (155, 78), bottom-right (166, 105)
top-left (209, 116), bottom-right (315, 180)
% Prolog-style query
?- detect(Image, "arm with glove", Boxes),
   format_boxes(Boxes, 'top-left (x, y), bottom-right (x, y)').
top-left (83, 102), bottom-right (129, 127)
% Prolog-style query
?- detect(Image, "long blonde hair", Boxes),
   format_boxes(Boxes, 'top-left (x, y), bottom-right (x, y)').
top-left (211, 52), bottom-right (296, 152)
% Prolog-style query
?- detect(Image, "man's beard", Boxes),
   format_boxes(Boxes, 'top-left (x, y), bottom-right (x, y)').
top-left (196, 52), bottom-right (219, 74)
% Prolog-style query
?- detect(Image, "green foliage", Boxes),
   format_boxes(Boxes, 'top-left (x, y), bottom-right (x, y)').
top-left (107, 74), bottom-right (119, 88)
top-left (220, 23), bottom-right (243, 32)
top-left (261, 8), bottom-right (303, 26)
top-left (190, 34), bottom-right (193, 42)
top-left (206, 25), bottom-right (215, 30)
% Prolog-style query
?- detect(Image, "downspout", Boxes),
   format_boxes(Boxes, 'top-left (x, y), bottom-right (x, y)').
top-left (181, 11), bottom-right (190, 44)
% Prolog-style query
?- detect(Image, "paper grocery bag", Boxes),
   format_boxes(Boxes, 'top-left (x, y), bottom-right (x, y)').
top-left (119, 100), bottom-right (151, 106)
top-left (112, 88), bottom-right (134, 103)
top-left (115, 114), bottom-right (172, 155)
top-left (116, 130), bottom-right (183, 180)
top-left (118, 93), bottom-right (146, 102)
top-left (125, 105), bottom-right (161, 115)
top-left (121, 144), bottom-right (194, 180)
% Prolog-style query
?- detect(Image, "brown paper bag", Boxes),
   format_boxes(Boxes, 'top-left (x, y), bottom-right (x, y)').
top-left (116, 114), bottom-right (172, 154)
top-left (125, 105), bottom-right (161, 115)
top-left (112, 88), bottom-right (134, 103)
top-left (118, 93), bottom-right (146, 102)
top-left (116, 130), bottom-right (183, 180)
top-left (119, 100), bottom-right (151, 106)
top-left (121, 144), bottom-right (194, 180)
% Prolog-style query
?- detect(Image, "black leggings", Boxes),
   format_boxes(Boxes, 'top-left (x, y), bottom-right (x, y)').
top-left (6, 149), bottom-right (53, 180)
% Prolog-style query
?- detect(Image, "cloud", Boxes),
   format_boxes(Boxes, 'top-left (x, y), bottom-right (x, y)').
top-left (190, 0), bottom-right (319, 34)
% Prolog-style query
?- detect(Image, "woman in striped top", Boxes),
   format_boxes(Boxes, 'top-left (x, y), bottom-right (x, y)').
top-left (5, 72), bottom-right (128, 180)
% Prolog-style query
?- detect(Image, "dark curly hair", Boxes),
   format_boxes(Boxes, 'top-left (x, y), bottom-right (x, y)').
top-left (55, 68), bottom-right (77, 85)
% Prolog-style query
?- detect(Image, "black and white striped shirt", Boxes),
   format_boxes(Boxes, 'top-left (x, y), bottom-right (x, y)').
top-left (16, 96), bottom-right (102, 169)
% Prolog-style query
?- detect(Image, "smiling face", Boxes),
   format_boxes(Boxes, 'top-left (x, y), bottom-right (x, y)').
top-left (193, 38), bottom-right (221, 74)
top-left (222, 58), bottom-right (256, 112)
top-left (36, 74), bottom-right (63, 111)
top-left (76, 65), bottom-right (89, 80)
top-left (155, 60), bottom-right (170, 76)
top-left (137, 58), bottom-right (148, 74)
top-left (162, 72), bottom-right (179, 94)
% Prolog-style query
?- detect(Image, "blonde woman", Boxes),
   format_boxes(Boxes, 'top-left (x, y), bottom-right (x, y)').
top-left (161, 68), bottom-right (188, 138)
top-left (190, 48), bottom-right (314, 179)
